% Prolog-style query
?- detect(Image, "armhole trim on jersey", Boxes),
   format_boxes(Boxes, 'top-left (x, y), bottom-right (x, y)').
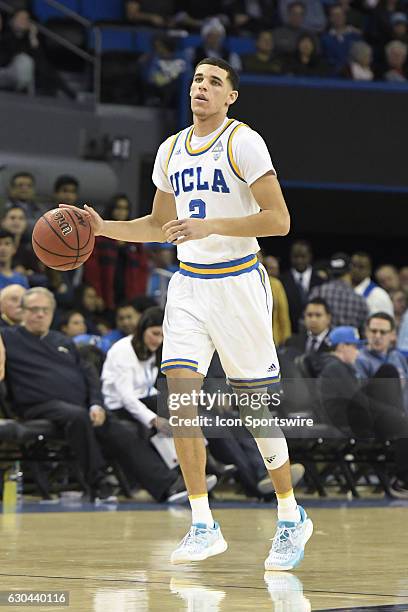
top-left (227, 122), bottom-right (248, 183)
top-left (165, 130), bottom-right (183, 174)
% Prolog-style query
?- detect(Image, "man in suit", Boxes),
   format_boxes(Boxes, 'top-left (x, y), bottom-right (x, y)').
top-left (280, 240), bottom-right (324, 332)
top-left (284, 297), bottom-right (332, 355)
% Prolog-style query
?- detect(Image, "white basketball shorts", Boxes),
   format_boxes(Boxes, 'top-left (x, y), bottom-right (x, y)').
top-left (161, 254), bottom-right (280, 389)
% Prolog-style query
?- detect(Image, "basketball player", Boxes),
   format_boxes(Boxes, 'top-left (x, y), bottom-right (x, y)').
top-left (62, 58), bottom-right (313, 570)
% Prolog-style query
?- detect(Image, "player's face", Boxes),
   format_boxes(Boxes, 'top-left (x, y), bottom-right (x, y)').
top-left (22, 294), bottom-right (54, 335)
top-left (190, 65), bottom-right (238, 119)
top-left (143, 325), bottom-right (163, 353)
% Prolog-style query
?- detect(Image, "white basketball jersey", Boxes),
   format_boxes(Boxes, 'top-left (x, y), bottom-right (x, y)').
top-left (152, 117), bottom-right (276, 264)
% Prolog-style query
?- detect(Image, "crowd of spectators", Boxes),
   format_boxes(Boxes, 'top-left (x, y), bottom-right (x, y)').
top-left (1, 1), bottom-right (407, 103)
top-left (1, 169), bottom-right (408, 501)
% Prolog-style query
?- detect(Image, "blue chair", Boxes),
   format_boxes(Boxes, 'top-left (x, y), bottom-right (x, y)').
top-left (88, 28), bottom-right (133, 52)
top-left (178, 34), bottom-right (202, 50)
top-left (33, 0), bottom-right (80, 22)
top-left (226, 36), bottom-right (256, 55)
top-left (132, 29), bottom-right (154, 53)
top-left (79, 0), bottom-right (123, 22)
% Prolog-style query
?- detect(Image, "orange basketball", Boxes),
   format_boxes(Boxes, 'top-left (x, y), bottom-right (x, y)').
top-left (32, 206), bottom-right (95, 271)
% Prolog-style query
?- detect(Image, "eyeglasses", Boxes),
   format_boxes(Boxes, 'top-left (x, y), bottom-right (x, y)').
top-left (23, 306), bottom-right (53, 314)
top-left (367, 328), bottom-right (391, 335)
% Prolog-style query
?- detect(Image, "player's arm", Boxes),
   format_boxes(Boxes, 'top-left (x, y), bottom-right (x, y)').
top-left (163, 172), bottom-right (290, 244)
top-left (60, 189), bottom-right (177, 243)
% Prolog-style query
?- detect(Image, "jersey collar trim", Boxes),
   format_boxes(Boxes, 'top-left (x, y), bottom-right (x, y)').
top-left (184, 118), bottom-right (236, 156)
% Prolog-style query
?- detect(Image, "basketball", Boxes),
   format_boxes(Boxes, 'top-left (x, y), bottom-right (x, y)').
top-left (32, 206), bottom-right (95, 270)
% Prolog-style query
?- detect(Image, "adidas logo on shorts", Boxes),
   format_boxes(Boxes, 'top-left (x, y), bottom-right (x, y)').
top-left (265, 455), bottom-right (277, 464)
top-left (267, 364), bottom-right (277, 372)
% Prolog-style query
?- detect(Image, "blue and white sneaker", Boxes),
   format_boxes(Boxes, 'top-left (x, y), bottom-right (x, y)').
top-left (264, 506), bottom-right (313, 571)
top-left (170, 522), bottom-right (228, 564)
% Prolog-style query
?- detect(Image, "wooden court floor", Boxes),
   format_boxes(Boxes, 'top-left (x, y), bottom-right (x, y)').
top-left (0, 504), bottom-right (407, 611)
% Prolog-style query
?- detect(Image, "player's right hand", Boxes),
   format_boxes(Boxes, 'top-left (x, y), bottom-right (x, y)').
top-left (59, 203), bottom-right (104, 236)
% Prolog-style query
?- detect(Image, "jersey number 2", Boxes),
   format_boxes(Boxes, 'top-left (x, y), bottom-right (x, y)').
top-left (189, 198), bottom-right (206, 219)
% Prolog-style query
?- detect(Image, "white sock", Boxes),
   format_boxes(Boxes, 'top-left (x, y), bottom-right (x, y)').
top-left (276, 489), bottom-right (301, 522)
top-left (189, 494), bottom-right (214, 528)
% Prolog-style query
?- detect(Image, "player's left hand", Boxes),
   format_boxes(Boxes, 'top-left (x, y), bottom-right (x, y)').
top-left (162, 219), bottom-right (211, 244)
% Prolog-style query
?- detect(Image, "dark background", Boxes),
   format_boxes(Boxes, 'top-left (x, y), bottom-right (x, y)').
top-left (235, 78), bottom-right (408, 189)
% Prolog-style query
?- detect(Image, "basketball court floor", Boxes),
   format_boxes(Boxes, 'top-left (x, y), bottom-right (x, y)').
top-left (0, 499), bottom-right (407, 611)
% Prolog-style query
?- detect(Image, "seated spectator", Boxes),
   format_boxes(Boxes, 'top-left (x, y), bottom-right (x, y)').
top-left (0, 12), bottom-right (34, 93)
top-left (83, 194), bottom-right (148, 312)
top-left (382, 40), bottom-right (407, 81)
top-left (0, 9), bottom-right (74, 98)
top-left (0, 229), bottom-right (29, 290)
top-left (280, 240), bottom-right (324, 332)
top-left (146, 243), bottom-right (177, 308)
top-left (309, 252), bottom-right (368, 331)
top-left (273, 1), bottom-right (311, 56)
top-left (355, 312), bottom-right (408, 413)
top-left (284, 33), bottom-right (329, 76)
top-left (318, 325), bottom-right (408, 498)
top-left (399, 266), bottom-right (408, 293)
top-left (124, 0), bottom-right (175, 28)
top-left (321, 4), bottom-right (362, 72)
top-left (350, 252), bottom-right (394, 316)
top-left (338, 0), bottom-right (365, 31)
top-left (102, 307), bottom-right (164, 428)
top-left (279, 0), bottom-right (326, 33)
top-left (101, 305), bottom-right (199, 502)
top-left (389, 12), bottom-right (408, 44)
top-left (242, 30), bottom-right (283, 75)
top-left (0, 287), bottom-right (188, 502)
top-left (73, 284), bottom-right (105, 334)
top-left (1, 205), bottom-right (48, 287)
top-left (53, 175), bottom-right (79, 206)
top-left (261, 253), bottom-right (280, 278)
top-left (59, 310), bottom-right (87, 338)
top-left (224, 0), bottom-right (276, 34)
top-left (193, 18), bottom-right (242, 72)
top-left (397, 309), bottom-right (408, 357)
top-left (342, 41), bottom-right (374, 80)
top-left (102, 299), bottom-right (153, 349)
top-left (284, 297), bottom-right (332, 356)
top-left (391, 289), bottom-right (407, 331)
top-left (0, 283), bottom-right (26, 327)
top-left (170, 1), bottom-right (229, 32)
top-left (375, 264), bottom-right (400, 293)
top-left (140, 34), bottom-right (187, 108)
top-left (4, 171), bottom-right (44, 230)
top-left (368, 0), bottom-right (405, 49)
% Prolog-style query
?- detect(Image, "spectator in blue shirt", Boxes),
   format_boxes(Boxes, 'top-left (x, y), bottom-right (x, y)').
top-left (397, 310), bottom-right (408, 358)
top-left (321, 4), bottom-right (362, 72)
top-left (355, 312), bottom-right (408, 415)
top-left (0, 229), bottom-right (29, 290)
